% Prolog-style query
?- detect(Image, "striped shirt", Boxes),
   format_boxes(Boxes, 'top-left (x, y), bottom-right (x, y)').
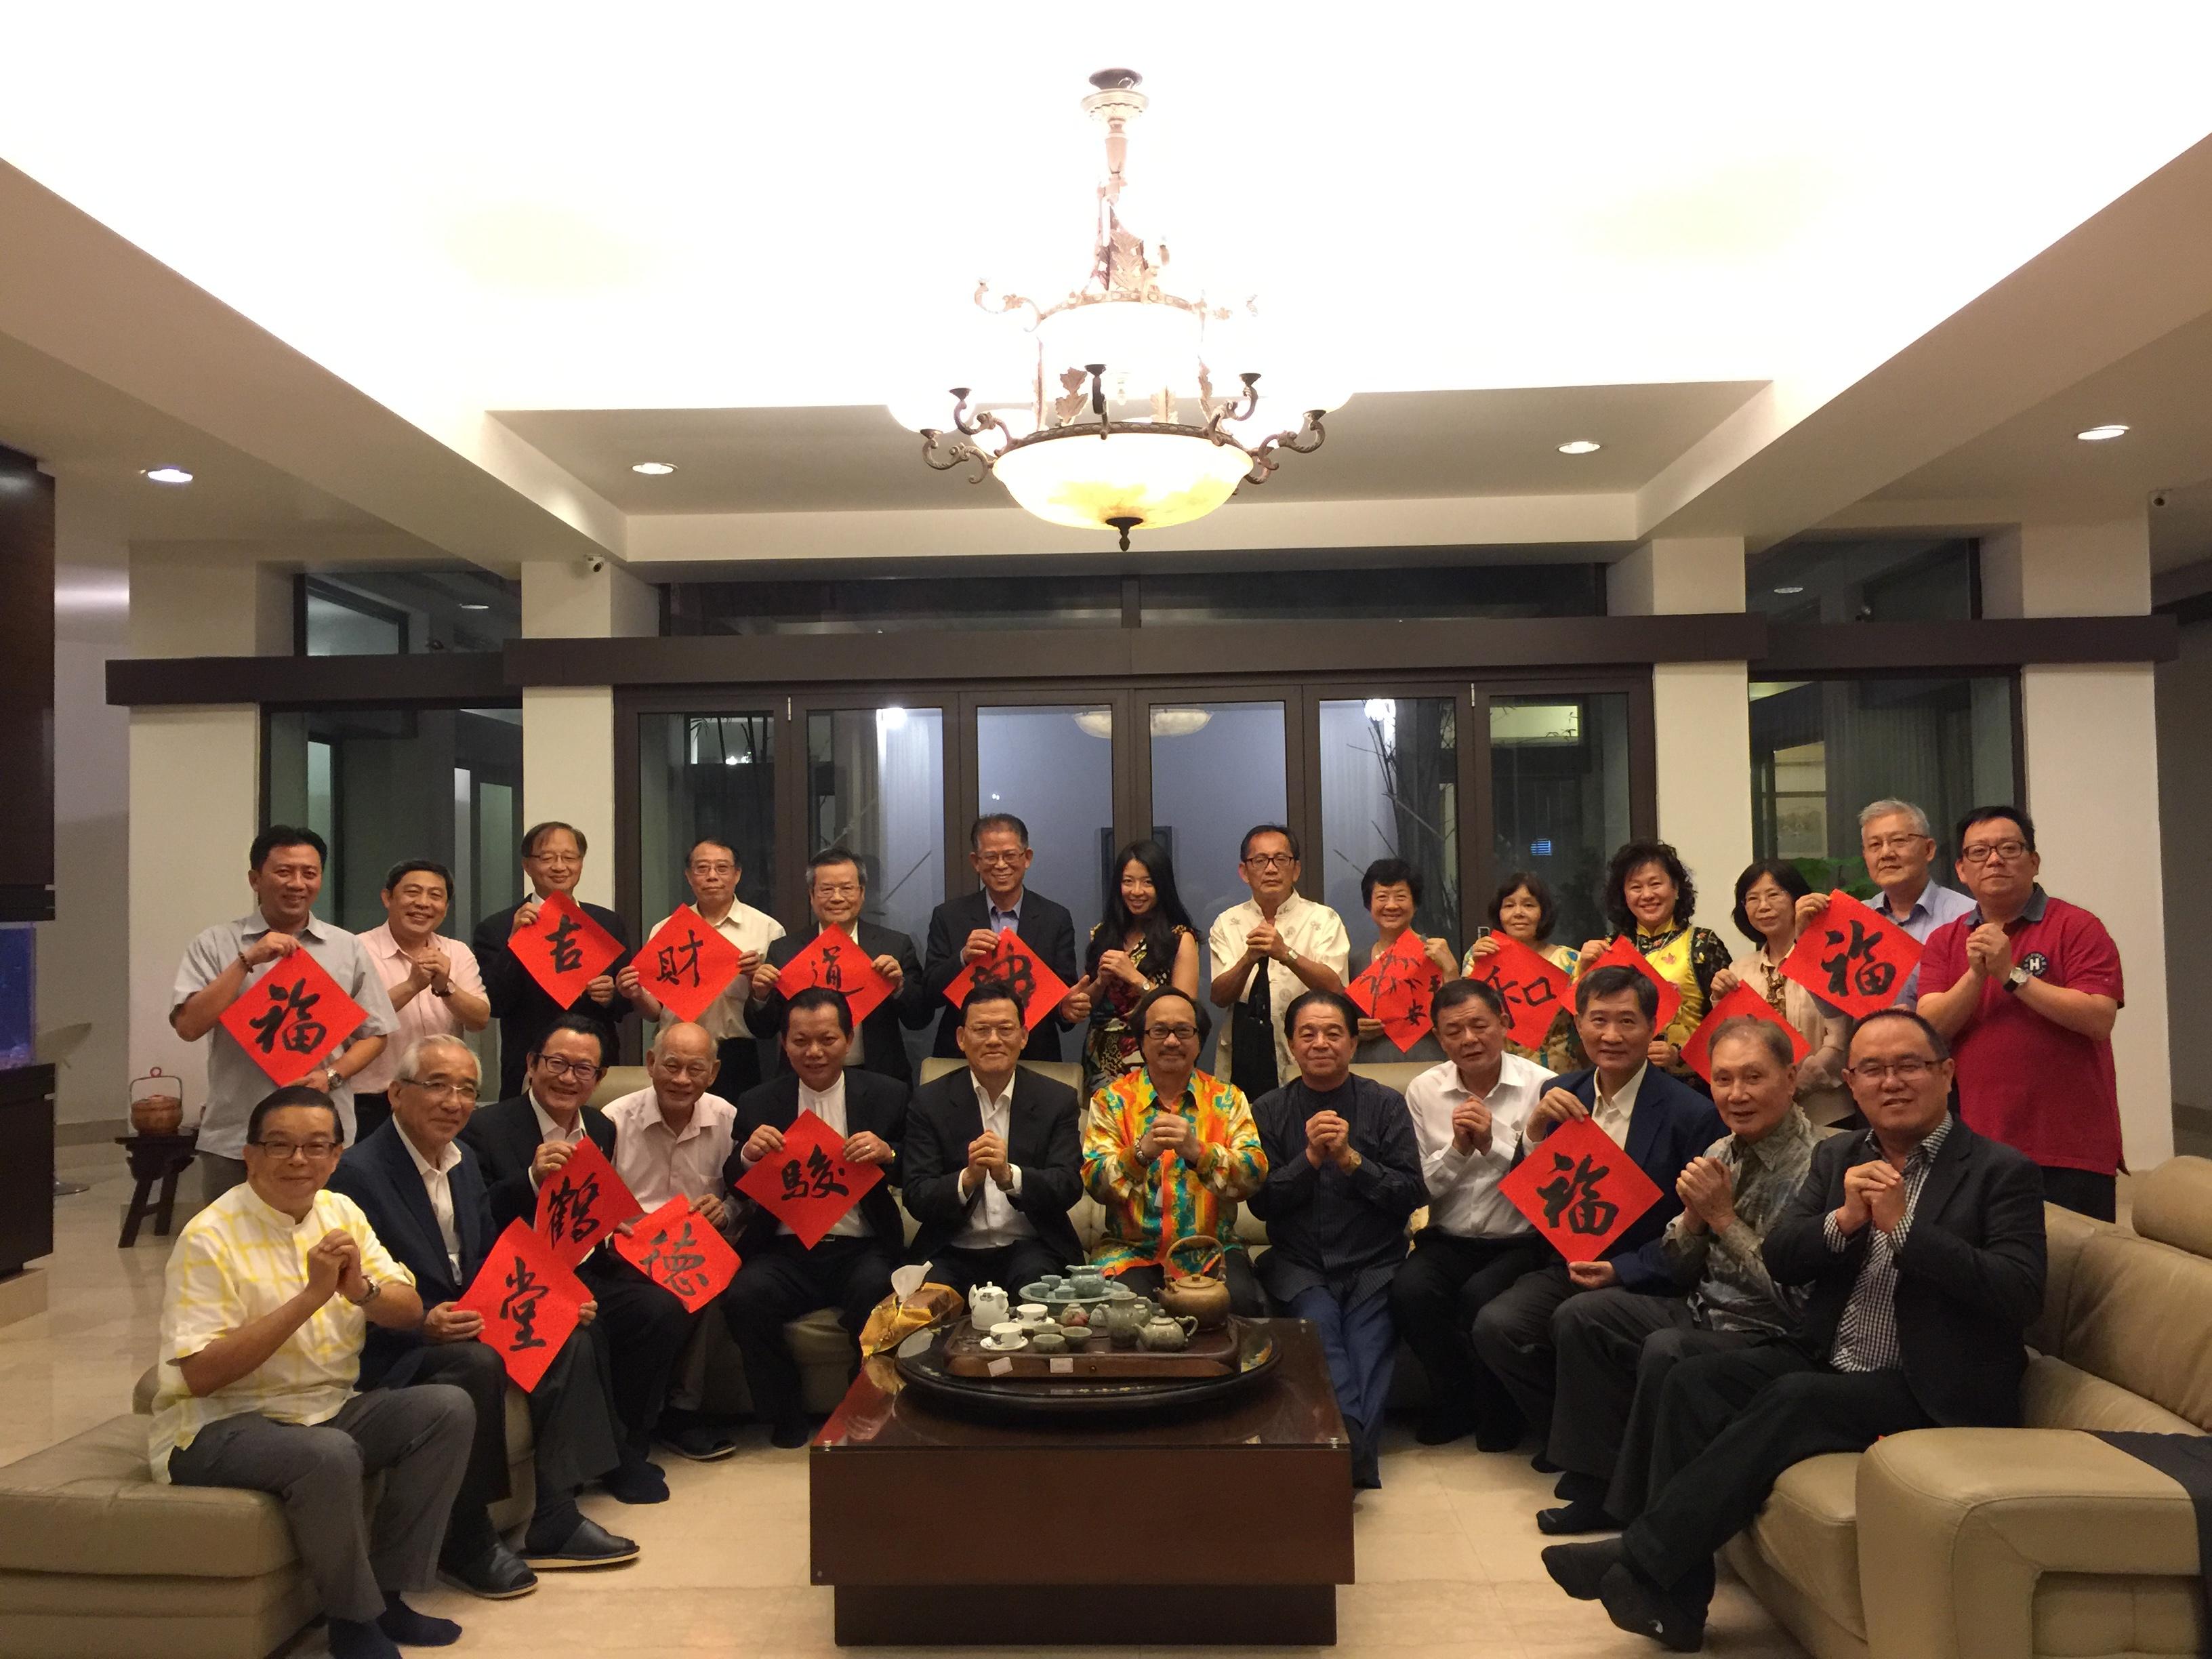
top-left (1082, 1068), bottom-right (1266, 1273)
top-left (1822, 1118), bottom-right (1952, 1372)
top-left (150, 1184), bottom-right (413, 1479)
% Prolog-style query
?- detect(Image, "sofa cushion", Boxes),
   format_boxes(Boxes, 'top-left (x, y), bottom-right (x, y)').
top-left (2026, 1201), bottom-right (2109, 1359)
top-left (2034, 1570), bottom-right (2209, 1657)
top-left (1743, 1452), bottom-right (1864, 1639)
top-left (2059, 1230), bottom-right (2212, 1431)
top-left (2129, 1155), bottom-right (2212, 1261)
top-left (2022, 1353), bottom-right (2200, 1435)
top-left (0, 1417), bottom-right (298, 1578)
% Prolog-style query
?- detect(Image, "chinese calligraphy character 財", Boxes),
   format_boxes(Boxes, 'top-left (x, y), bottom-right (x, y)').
top-left (1818, 919), bottom-right (1898, 1001)
top-left (247, 979), bottom-right (329, 1057)
top-left (655, 931), bottom-right (703, 988)
top-left (499, 1259), bottom-right (551, 1351)
top-left (1535, 1152), bottom-right (1621, 1237)
top-left (543, 912), bottom-right (586, 977)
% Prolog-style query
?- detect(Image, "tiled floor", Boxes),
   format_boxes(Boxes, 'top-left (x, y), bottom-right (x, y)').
top-left (4, 1145), bottom-right (1807, 1658)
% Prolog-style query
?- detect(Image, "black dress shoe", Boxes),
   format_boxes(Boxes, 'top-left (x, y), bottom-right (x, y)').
top-left (520, 1515), bottom-right (640, 1570)
top-left (600, 1458), bottom-right (670, 1504)
top-left (769, 1418), bottom-right (811, 1450)
top-left (1598, 1561), bottom-right (1706, 1652)
top-left (659, 1418), bottom-right (740, 1461)
top-left (1530, 1450), bottom-right (1563, 1473)
top-left (1473, 1423), bottom-right (1522, 1453)
top-left (1537, 1498), bottom-right (1620, 1536)
top-left (1541, 1538), bottom-right (1627, 1601)
top-left (1414, 1410), bottom-right (1475, 1446)
top-left (438, 1539), bottom-right (538, 1599)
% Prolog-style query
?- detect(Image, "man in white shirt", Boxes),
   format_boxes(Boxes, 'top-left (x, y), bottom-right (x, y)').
top-left (350, 859), bottom-right (490, 1143)
top-left (1795, 798), bottom-right (1975, 1008)
top-left (618, 838), bottom-right (785, 1097)
top-left (1391, 979), bottom-right (1555, 1449)
top-left (1208, 824), bottom-right (1351, 1096)
top-left (720, 988), bottom-right (907, 1447)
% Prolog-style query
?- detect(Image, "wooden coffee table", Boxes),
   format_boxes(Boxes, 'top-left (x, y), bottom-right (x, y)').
top-left (809, 1319), bottom-right (1354, 1645)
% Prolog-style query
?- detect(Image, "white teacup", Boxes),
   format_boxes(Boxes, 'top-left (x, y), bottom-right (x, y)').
top-left (987, 1322), bottom-right (1027, 1348)
top-left (1016, 1303), bottom-right (1049, 1323)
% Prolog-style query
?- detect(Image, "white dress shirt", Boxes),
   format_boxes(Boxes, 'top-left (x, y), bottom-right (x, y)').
top-left (953, 1073), bottom-right (1034, 1249)
top-left (603, 1086), bottom-right (739, 1210)
top-left (394, 1123), bottom-right (465, 1277)
top-left (649, 902), bottom-right (785, 1042)
top-left (1592, 1063), bottom-right (1647, 1149)
top-left (1404, 1053), bottom-right (1553, 1239)
top-left (1207, 891), bottom-right (1353, 1086)
top-left (527, 1091), bottom-right (590, 1191)
top-left (796, 1073), bottom-right (870, 1240)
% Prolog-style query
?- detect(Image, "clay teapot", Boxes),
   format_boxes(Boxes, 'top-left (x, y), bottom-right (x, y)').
top-left (1159, 1235), bottom-right (1233, 1330)
top-left (128, 1067), bottom-right (184, 1137)
top-left (1095, 1295), bottom-right (1154, 1349)
top-left (1140, 1313), bottom-right (1198, 1352)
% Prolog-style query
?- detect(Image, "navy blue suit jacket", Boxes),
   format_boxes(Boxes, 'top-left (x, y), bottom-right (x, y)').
top-left (1536, 1066), bottom-right (1724, 1292)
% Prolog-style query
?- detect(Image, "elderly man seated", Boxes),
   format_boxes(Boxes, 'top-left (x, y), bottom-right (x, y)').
top-left (1082, 985), bottom-right (1269, 1315)
top-left (153, 1086), bottom-right (471, 1659)
top-left (1247, 990), bottom-right (1424, 1489)
top-left (1534, 1017), bottom-right (1815, 1536)
top-left (330, 1037), bottom-right (644, 1597)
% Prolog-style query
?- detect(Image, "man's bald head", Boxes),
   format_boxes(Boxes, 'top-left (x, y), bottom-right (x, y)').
top-left (647, 1020), bottom-right (720, 1112)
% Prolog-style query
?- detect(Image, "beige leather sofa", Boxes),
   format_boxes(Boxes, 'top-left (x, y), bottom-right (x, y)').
top-left (1725, 1154), bottom-right (2212, 1659)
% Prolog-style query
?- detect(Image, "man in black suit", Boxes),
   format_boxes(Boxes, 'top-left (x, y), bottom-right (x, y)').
top-left (330, 1035), bottom-right (644, 1596)
top-left (901, 979), bottom-right (1084, 1298)
top-left (718, 987), bottom-right (907, 1448)
top-left (747, 847), bottom-right (933, 1086)
top-left (457, 1015), bottom-right (694, 1477)
top-left (472, 821), bottom-right (633, 1101)
top-left (922, 813), bottom-right (1092, 1063)
top-left (1470, 966), bottom-right (1724, 1450)
top-left (1543, 1008), bottom-right (2047, 1651)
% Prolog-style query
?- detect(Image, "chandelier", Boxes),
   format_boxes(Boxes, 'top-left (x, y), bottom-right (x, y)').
top-left (896, 69), bottom-right (1346, 551)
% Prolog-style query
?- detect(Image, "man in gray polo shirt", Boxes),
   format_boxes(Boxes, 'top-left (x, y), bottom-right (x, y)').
top-left (172, 825), bottom-right (398, 1204)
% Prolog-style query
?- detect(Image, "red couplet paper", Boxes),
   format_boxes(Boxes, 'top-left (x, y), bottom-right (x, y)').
top-left (775, 929), bottom-right (892, 1027)
top-left (732, 1109), bottom-right (883, 1249)
top-left (1780, 890), bottom-right (1923, 1020)
top-left (533, 1136), bottom-right (643, 1269)
top-left (218, 950), bottom-right (371, 1086)
top-left (455, 1219), bottom-right (590, 1391)
top-left (1498, 1115), bottom-right (1664, 1264)
top-left (1680, 983), bottom-right (1813, 1083)
top-left (1345, 930), bottom-right (1444, 1049)
top-left (612, 1195), bottom-right (741, 1312)
top-left (509, 892), bottom-right (623, 1006)
top-left (941, 928), bottom-right (1071, 1033)
top-left (1580, 937), bottom-right (1684, 1035)
top-left (637, 908), bottom-right (745, 1024)
top-left (1462, 935), bottom-right (1575, 1050)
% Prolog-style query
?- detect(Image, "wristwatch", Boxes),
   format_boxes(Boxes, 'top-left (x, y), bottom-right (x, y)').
top-left (2003, 964), bottom-right (2032, 994)
top-left (347, 1279), bottom-right (382, 1307)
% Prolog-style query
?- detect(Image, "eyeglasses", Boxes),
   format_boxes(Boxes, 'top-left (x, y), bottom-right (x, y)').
top-left (964, 1023), bottom-right (1023, 1042)
top-left (813, 883), bottom-right (861, 899)
top-left (975, 852), bottom-right (1027, 867)
top-left (688, 861), bottom-right (737, 876)
top-left (533, 1057), bottom-right (602, 1080)
top-left (394, 1080), bottom-right (472, 1102)
top-left (1862, 834), bottom-right (1929, 854)
top-left (1243, 853), bottom-right (1295, 871)
top-left (1844, 1058), bottom-right (1940, 1082)
top-left (251, 1137), bottom-right (340, 1160)
top-left (1959, 840), bottom-right (2028, 865)
top-left (1145, 1024), bottom-right (1200, 1042)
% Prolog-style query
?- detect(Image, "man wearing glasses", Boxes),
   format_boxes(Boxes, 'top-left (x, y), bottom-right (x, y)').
top-left (462, 1017), bottom-right (695, 1483)
top-left (751, 848), bottom-right (935, 1086)
top-left (1793, 798), bottom-right (1973, 1008)
top-left (922, 813), bottom-right (1090, 1063)
top-left (619, 838), bottom-right (784, 1099)
top-left (1915, 805), bottom-right (2125, 1221)
top-left (1208, 825), bottom-right (1351, 1099)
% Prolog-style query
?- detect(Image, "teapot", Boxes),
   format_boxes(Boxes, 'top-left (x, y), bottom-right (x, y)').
top-left (1140, 1313), bottom-right (1199, 1352)
top-left (968, 1283), bottom-right (1009, 1330)
top-left (1095, 1295), bottom-right (1154, 1349)
top-left (1159, 1235), bottom-right (1233, 1331)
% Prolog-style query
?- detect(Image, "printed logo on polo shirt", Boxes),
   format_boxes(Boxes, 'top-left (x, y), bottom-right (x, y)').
top-left (2021, 952), bottom-right (2049, 977)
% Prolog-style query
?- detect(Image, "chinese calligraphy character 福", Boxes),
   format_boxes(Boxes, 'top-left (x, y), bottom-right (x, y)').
top-left (1818, 919), bottom-right (1898, 1002)
top-left (247, 979), bottom-right (329, 1057)
top-left (1535, 1152), bottom-right (1621, 1237)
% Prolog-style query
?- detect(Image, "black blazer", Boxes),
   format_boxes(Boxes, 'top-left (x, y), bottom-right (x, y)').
top-left (900, 1065), bottom-right (1084, 1267)
top-left (458, 1092), bottom-right (619, 1233)
top-left (720, 1069), bottom-right (909, 1254)
top-left (1532, 1067), bottom-right (1724, 1292)
top-left (1763, 1120), bottom-right (2045, 1427)
top-left (922, 890), bottom-right (1081, 1062)
top-left (472, 898), bottom-right (634, 1101)
top-left (329, 1120), bottom-right (498, 1391)
top-left (756, 921), bottom-right (933, 1086)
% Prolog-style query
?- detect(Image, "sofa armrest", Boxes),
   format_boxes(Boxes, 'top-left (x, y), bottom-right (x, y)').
top-left (1856, 1428), bottom-right (2200, 1659)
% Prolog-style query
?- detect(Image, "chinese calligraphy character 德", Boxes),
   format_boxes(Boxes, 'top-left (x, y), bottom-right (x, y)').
top-left (640, 1221), bottom-right (708, 1298)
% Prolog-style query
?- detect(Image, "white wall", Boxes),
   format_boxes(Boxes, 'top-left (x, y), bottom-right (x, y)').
top-left (2156, 617), bottom-right (2212, 1119)
top-left (522, 687), bottom-right (617, 908)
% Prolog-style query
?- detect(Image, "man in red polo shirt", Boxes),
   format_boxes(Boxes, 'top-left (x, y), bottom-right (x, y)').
top-left (1916, 805), bottom-right (2123, 1220)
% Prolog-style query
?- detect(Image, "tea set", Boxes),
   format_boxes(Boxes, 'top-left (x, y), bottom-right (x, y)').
top-left (968, 1277), bottom-right (1197, 1353)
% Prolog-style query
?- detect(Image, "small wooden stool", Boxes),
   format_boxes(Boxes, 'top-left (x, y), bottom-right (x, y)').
top-left (117, 1134), bottom-right (197, 1248)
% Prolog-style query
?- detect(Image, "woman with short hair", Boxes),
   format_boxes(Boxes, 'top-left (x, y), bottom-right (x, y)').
top-left (1711, 859), bottom-right (1851, 1124)
top-left (1574, 841), bottom-right (1731, 1080)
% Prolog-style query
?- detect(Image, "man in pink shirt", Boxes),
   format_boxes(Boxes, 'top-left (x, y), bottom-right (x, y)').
top-left (352, 861), bottom-right (491, 1141)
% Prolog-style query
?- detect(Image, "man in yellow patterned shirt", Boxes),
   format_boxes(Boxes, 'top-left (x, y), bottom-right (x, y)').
top-left (155, 1086), bottom-right (475, 1659)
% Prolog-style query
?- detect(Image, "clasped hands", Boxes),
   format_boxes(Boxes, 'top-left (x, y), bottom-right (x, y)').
top-left (1302, 1110), bottom-right (1361, 1172)
top-left (962, 1129), bottom-right (1015, 1195)
top-left (1838, 1158), bottom-right (1908, 1235)
top-left (1675, 1155), bottom-right (1738, 1234)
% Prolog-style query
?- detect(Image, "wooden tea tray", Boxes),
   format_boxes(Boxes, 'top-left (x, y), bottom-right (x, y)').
top-left (939, 1319), bottom-right (1242, 1379)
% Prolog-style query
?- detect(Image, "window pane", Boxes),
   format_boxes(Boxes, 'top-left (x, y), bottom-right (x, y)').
top-left (300, 570), bottom-right (520, 654)
top-left (636, 714), bottom-right (779, 928)
top-left (1139, 565), bottom-right (1601, 624)
top-left (806, 707), bottom-right (945, 948)
top-left (669, 577), bottom-right (1120, 635)
top-left (1748, 537), bottom-right (1976, 622)
top-left (1320, 698), bottom-right (1459, 959)
top-left (976, 705), bottom-right (1115, 951)
top-left (1750, 677), bottom-right (2015, 891)
top-left (1489, 693), bottom-right (1631, 947)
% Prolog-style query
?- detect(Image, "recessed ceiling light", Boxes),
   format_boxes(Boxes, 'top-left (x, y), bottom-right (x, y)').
top-left (631, 460), bottom-right (677, 475)
top-left (2076, 424), bottom-right (2129, 442)
top-left (142, 466), bottom-right (194, 485)
top-left (457, 602), bottom-right (490, 611)
top-left (1556, 440), bottom-right (1601, 455)
top-left (1773, 585), bottom-right (1805, 595)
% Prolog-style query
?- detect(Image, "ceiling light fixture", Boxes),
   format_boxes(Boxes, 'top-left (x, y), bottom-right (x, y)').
top-left (1556, 440), bottom-right (1601, 455)
top-left (2076, 424), bottom-right (2129, 442)
top-left (1773, 585), bottom-right (1805, 595)
top-left (457, 602), bottom-right (491, 611)
top-left (142, 466), bottom-right (194, 485)
top-left (897, 69), bottom-right (1347, 552)
top-left (631, 461), bottom-right (677, 474)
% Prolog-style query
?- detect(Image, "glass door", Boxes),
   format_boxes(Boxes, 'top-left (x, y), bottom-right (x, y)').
top-left (794, 699), bottom-right (949, 951)
top-left (1477, 686), bottom-right (1643, 948)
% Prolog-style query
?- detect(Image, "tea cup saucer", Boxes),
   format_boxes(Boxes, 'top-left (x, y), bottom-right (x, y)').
top-left (979, 1334), bottom-right (1028, 1353)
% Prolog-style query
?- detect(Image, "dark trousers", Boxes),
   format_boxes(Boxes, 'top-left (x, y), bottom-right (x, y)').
top-left (581, 1250), bottom-right (697, 1451)
top-left (1279, 1284), bottom-right (1397, 1488)
top-left (1388, 1230), bottom-right (1546, 1437)
top-left (920, 1239), bottom-right (1066, 1302)
top-left (1468, 1260), bottom-right (1581, 1442)
top-left (2040, 1165), bottom-right (2117, 1223)
top-left (1546, 1288), bottom-right (1696, 1488)
top-left (1112, 1250), bottom-right (1268, 1319)
top-left (1605, 1324), bottom-right (1769, 1524)
top-left (352, 1091), bottom-right (394, 1146)
top-left (1622, 1344), bottom-right (1929, 1615)
top-left (718, 1235), bottom-right (895, 1431)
